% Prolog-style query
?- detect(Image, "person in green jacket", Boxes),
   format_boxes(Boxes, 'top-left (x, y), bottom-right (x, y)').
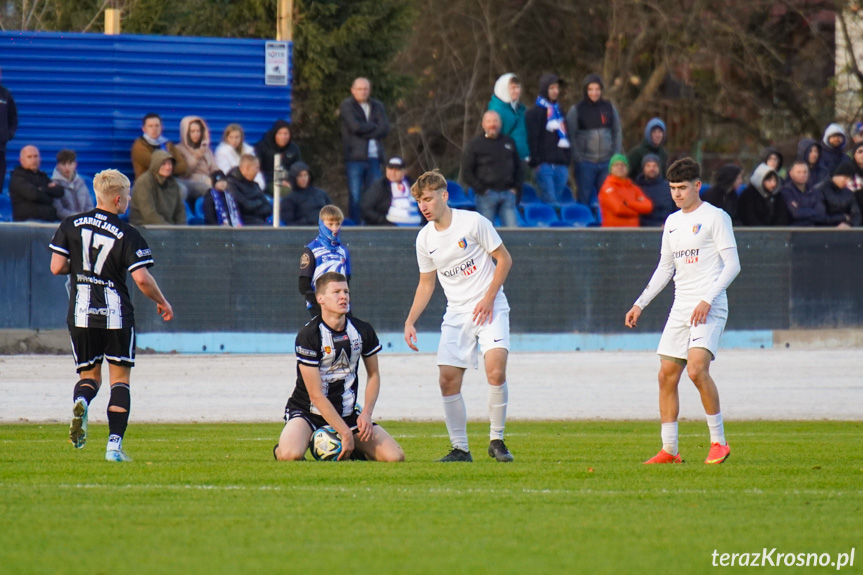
top-left (488, 73), bottom-right (528, 162)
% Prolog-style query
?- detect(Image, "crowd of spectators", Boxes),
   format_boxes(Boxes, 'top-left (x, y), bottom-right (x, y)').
top-left (2, 70), bottom-right (863, 230)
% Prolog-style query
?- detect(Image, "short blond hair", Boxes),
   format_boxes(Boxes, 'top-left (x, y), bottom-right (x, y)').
top-left (93, 169), bottom-right (130, 202)
top-left (319, 205), bottom-right (344, 222)
top-left (239, 154), bottom-right (259, 169)
top-left (410, 169), bottom-right (447, 200)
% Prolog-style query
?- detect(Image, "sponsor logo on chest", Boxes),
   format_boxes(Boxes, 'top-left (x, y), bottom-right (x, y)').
top-left (442, 258), bottom-right (477, 278)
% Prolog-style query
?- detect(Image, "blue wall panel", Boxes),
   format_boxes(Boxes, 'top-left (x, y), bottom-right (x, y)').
top-left (0, 31), bottom-right (292, 192)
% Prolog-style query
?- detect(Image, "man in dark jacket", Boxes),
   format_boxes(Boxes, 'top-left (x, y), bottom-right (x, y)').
top-left (130, 150), bottom-right (186, 226)
top-left (702, 164), bottom-right (742, 225)
top-left (565, 74), bottom-right (623, 211)
top-left (0, 68), bottom-right (18, 193)
top-left (461, 111), bottom-right (523, 227)
top-left (738, 163), bottom-right (788, 226)
top-left (814, 162), bottom-right (861, 228)
top-left (339, 77), bottom-right (389, 224)
top-left (634, 154), bottom-right (675, 227)
top-left (797, 138), bottom-right (828, 189)
top-left (280, 162), bottom-right (332, 226)
top-left (818, 123), bottom-right (852, 178)
top-left (780, 161), bottom-right (826, 226)
top-left (526, 73), bottom-right (571, 206)
top-left (9, 145), bottom-right (64, 221)
top-left (361, 156), bottom-right (423, 226)
top-left (226, 155), bottom-right (272, 226)
top-left (254, 119), bottom-right (301, 197)
top-left (627, 118), bottom-right (667, 179)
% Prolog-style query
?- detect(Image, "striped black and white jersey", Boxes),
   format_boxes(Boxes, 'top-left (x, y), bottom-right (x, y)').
top-left (288, 315), bottom-right (382, 417)
top-left (49, 208), bottom-right (154, 329)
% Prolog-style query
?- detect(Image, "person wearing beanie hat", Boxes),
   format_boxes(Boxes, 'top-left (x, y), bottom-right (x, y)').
top-left (634, 154), bottom-right (675, 227)
top-left (598, 153), bottom-right (653, 227)
top-left (814, 160), bottom-right (861, 227)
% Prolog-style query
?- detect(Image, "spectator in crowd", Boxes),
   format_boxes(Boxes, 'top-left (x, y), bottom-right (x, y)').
top-left (202, 170), bottom-right (242, 227)
top-left (702, 164), bottom-right (743, 225)
top-left (226, 154), bottom-right (272, 226)
top-left (738, 163), bottom-right (789, 226)
top-left (215, 123), bottom-right (266, 190)
top-left (488, 73), bottom-right (529, 162)
top-left (598, 154), bottom-right (652, 227)
top-left (566, 73), bottom-right (623, 211)
top-left (818, 123), bottom-right (852, 177)
top-left (627, 117), bottom-right (668, 180)
top-left (254, 119), bottom-right (301, 196)
top-left (760, 147), bottom-right (785, 180)
top-left (280, 162), bottom-right (332, 226)
top-left (461, 110), bottom-right (523, 228)
top-left (848, 141), bottom-right (863, 193)
top-left (131, 113), bottom-right (187, 180)
top-left (299, 205), bottom-right (351, 318)
top-left (340, 77), bottom-right (389, 224)
top-left (797, 138), bottom-right (828, 189)
top-left (814, 163), bottom-right (861, 228)
top-left (850, 121), bottom-right (863, 147)
top-left (526, 73), bottom-right (571, 206)
top-left (9, 145), bottom-right (64, 222)
top-left (52, 149), bottom-right (93, 219)
top-left (130, 150), bottom-right (185, 226)
top-left (780, 160), bottom-right (825, 226)
top-left (175, 115), bottom-right (218, 206)
top-left (361, 156), bottom-right (424, 226)
top-left (0, 66), bottom-right (18, 192)
top-left (634, 154), bottom-right (675, 227)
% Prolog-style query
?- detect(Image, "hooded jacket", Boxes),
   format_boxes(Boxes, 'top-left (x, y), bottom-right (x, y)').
top-left (254, 119), bottom-right (302, 193)
top-left (797, 138), bottom-right (829, 189)
top-left (280, 162), bottom-right (332, 226)
top-left (702, 165), bottom-right (742, 225)
top-left (738, 163), bottom-right (789, 226)
top-left (818, 123), bottom-right (852, 177)
top-left (634, 171), bottom-right (674, 227)
top-left (175, 116), bottom-right (218, 183)
top-left (814, 177), bottom-right (861, 227)
top-left (565, 74), bottom-right (622, 165)
top-left (9, 163), bottom-right (64, 221)
top-left (130, 150), bottom-right (186, 226)
top-left (131, 133), bottom-right (187, 180)
top-left (626, 118), bottom-right (668, 179)
top-left (760, 147), bottom-right (784, 174)
top-left (339, 94), bottom-right (389, 162)
top-left (487, 74), bottom-right (529, 160)
top-left (52, 167), bottom-right (94, 219)
top-left (226, 165), bottom-right (272, 226)
top-left (598, 173), bottom-right (653, 227)
top-left (525, 73), bottom-right (571, 167)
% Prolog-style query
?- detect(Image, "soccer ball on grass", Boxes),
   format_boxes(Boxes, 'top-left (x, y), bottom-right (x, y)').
top-left (310, 426), bottom-right (343, 461)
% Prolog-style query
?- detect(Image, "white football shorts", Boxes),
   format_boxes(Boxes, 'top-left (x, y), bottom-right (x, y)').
top-left (437, 307), bottom-right (510, 369)
top-left (656, 302), bottom-right (727, 361)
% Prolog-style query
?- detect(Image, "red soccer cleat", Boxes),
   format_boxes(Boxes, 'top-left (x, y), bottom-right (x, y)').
top-left (705, 442), bottom-right (731, 464)
top-left (643, 449), bottom-right (683, 464)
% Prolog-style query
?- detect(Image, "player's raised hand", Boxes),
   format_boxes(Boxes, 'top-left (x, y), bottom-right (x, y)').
top-left (356, 411), bottom-right (373, 442)
top-left (625, 305), bottom-right (642, 328)
top-left (158, 302), bottom-right (174, 321)
top-left (404, 323), bottom-right (419, 352)
top-left (472, 295), bottom-right (495, 326)
top-left (337, 429), bottom-right (355, 461)
top-left (690, 300), bottom-right (711, 326)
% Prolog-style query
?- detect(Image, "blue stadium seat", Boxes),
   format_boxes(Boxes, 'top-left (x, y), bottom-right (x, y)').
top-left (520, 183), bottom-right (539, 205)
top-left (522, 203), bottom-right (559, 227)
top-left (560, 203), bottom-right (596, 228)
top-left (341, 218), bottom-right (357, 226)
top-left (0, 194), bottom-right (11, 222)
top-left (194, 196), bottom-right (205, 220)
top-left (446, 181), bottom-right (475, 210)
top-left (186, 203), bottom-right (203, 226)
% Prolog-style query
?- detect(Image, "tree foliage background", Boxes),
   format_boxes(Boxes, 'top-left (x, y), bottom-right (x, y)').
top-left (1, 0), bottom-right (861, 194)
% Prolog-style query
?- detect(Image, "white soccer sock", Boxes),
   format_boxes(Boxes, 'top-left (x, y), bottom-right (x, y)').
top-left (705, 412), bottom-right (726, 445)
top-left (488, 382), bottom-right (508, 440)
top-left (661, 422), bottom-right (679, 456)
top-left (442, 393), bottom-right (469, 451)
top-left (107, 434), bottom-right (122, 452)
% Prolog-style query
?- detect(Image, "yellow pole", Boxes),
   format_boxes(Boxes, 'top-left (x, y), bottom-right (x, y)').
top-left (277, 0), bottom-right (293, 42)
top-left (104, 2), bottom-right (120, 35)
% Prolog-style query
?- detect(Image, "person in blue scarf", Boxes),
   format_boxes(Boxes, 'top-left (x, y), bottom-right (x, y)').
top-left (298, 205), bottom-right (352, 317)
top-left (525, 73), bottom-right (571, 206)
top-left (202, 170), bottom-right (243, 226)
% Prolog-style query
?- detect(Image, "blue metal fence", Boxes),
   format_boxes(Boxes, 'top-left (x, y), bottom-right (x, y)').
top-left (0, 31), bottom-right (292, 192)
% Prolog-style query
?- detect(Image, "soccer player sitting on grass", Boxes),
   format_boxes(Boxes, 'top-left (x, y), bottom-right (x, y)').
top-left (274, 272), bottom-right (404, 462)
top-left (49, 169), bottom-right (174, 462)
top-left (624, 157), bottom-right (740, 465)
top-left (404, 169), bottom-right (515, 463)
top-left (299, 205), bottom-right (351, 318)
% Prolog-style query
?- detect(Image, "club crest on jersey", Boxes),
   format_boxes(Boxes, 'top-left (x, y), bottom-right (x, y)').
top-left (458, 238), bottom-right (467, 249)
top-left (692, 224), bottom-right (702, 235)
top-left (324, 346), bottom-right (332, 354)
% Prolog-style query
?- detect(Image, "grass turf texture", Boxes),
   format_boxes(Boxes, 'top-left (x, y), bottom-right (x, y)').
top-left (1, 421), bottom-right (861, 574)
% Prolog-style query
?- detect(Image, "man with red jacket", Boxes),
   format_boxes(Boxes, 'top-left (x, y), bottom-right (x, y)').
top-left (598, 154), bottom-right (653, 227)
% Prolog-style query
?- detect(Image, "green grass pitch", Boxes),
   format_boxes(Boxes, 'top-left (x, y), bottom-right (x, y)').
top-left (2, 421), bottom-right (861, 574)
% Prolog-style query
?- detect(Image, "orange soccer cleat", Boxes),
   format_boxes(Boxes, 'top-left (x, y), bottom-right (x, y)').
top-left (643, 449), bottom-right (683, 464)
top-left (704, 442), bottom-right (731, 464)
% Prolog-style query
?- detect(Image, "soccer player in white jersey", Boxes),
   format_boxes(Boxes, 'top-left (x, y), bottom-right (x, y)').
top-left (625, 158), bottom-right (741, 465)
top-left (404, 169), bottom-right (514, 462)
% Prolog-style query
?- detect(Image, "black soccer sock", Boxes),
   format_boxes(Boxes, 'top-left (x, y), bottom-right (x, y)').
top-left (73, 379), bottom-right (100, 405)
top-left (107, 383), bottom-right (131, 439)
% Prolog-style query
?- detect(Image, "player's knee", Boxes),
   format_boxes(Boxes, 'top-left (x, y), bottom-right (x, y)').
top-left (379, 443), bottom-right (405, 462)
top-left (275, 444), bottom-right (306, 461)
top-left (486, 368), bottom-right (506, 386)
top-left (687, 366), bottom-right (709, 386)
top-left (107, 382), bottom-right (130, 413)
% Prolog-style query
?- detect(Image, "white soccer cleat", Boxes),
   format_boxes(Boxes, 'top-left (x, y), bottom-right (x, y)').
top-left (69, 398), bottom-right (88, 449)
top-left (105, 449), bottom-right (133, 462)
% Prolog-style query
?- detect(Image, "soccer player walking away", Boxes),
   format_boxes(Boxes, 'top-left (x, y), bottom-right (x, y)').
top-left (274, 272), bottom-right (404, 462)
top-left (404, 169), bottom-right (515, 462)
top-left (625, 158), bottom-right (740, 465)
top-left (49, 169), bottom-right (173, 462)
